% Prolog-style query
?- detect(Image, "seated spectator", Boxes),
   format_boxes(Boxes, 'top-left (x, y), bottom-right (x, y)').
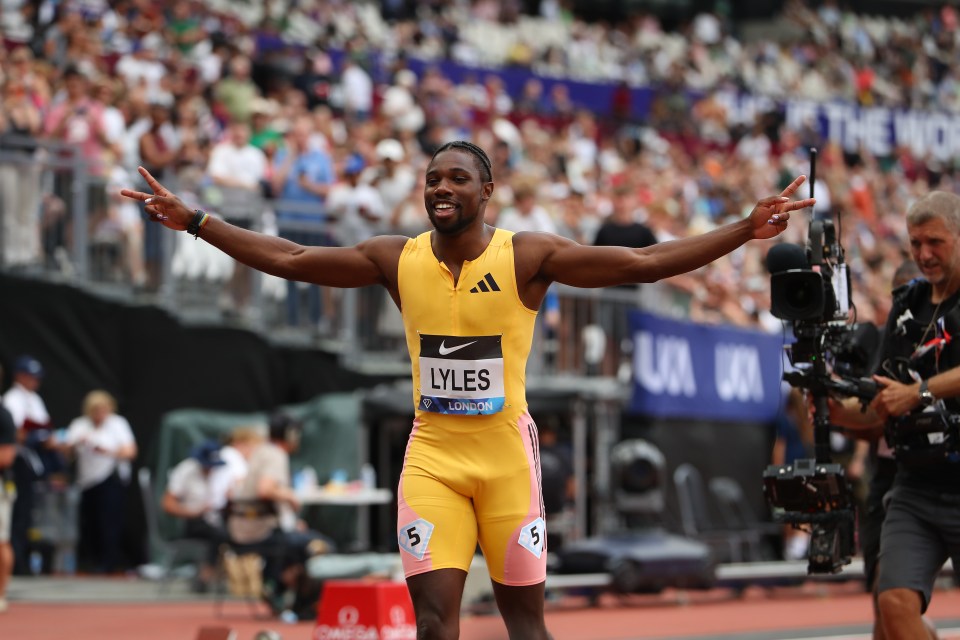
top-left (61, 390), bottom-right (137, 574)
top-left (226, 412), bottom-right (332, 616)
top-left (205, 119), bottom-right (268, 319)
top-left (162, 440), bottom-right (236, 592)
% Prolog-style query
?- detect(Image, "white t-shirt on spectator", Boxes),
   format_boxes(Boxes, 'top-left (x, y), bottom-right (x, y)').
top-left (341, 64), bottom-right (373, 114)
top-left (497, 205), bottom-right (558, 234)
top-left (327, 183), bottom-right (386, 245)
top-left (363, 165), bottom-right (417, 219)
top-left (166, 451), bottom-right (245, 526)
top-left (2, 383), bottom-right (50, 431)
top-left (65, 413), bottom-right (136, 489)
top-left (166, 458), bottom-right (221, 525)
top-left (207, 142), bottom-right (267, 190)
top-left (115, 55), bottom-right (167, 97)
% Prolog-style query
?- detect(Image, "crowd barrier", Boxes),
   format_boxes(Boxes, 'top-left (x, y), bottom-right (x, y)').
top-left (0, 137), bottom-right (692, 378)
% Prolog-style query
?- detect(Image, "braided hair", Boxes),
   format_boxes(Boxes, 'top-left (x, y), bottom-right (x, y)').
top-left (432, 140), bottom-right (493, 183)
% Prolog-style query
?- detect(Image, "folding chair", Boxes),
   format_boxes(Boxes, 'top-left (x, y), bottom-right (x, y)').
top-left (708, 476), bottom-right (782, 562)
top-left (672, 463), bottom-right (748, 563)
top-left (213, 498), bottom-right (289, 619)
top-left (138, 467), bottom-right (208, 594)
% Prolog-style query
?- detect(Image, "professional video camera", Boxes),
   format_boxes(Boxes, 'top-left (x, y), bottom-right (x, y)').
top-left (762, 149), bottom-right (877, 574)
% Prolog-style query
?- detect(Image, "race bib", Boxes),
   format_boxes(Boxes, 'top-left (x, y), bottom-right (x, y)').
top-left (418, 334), bottom-right (504, 415)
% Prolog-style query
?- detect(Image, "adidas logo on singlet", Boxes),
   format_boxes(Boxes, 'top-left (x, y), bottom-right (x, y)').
top-left (470, 273), bottom-right (501, 293)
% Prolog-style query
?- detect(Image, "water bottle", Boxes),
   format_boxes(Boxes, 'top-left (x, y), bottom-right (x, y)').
top-left (30, 550), bottom-right (42, 575)
top-left (300, 466), bottom-right (317, 489)
top-left (63, 550), bottom-right (76, 575)
top-left (360, 463), bottom-right (377, 489)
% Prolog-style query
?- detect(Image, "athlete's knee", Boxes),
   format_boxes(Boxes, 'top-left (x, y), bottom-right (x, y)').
top-left (414, 610), bottom-right (459, 640)
top-left (877, 587), bottom-right (923, 622)
top-left (408, 574), bottom-right (463, 640)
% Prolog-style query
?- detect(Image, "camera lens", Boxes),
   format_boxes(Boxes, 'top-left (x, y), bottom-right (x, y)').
top-left (786, 283), bottom-right (814, 308)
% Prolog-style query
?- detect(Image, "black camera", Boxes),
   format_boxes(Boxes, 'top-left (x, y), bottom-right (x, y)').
top-left (768, 219), bottom-right (849, 323)
top-left (762, 458), bottom-right (852, 513)
top-left (762, 459), bottom-right (856, 573)
top-left (887, 411), bottom-right (960, 464)
top-left (763, 154), bottom-right (868, 574)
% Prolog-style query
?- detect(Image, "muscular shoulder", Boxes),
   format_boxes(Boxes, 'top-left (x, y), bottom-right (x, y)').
top-left (510, 230), bottom-right (571, 280)
top-left (360, 234), bottom-right (411, 266)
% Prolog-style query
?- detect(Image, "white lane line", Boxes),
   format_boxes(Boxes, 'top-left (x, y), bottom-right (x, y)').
top-left (778, 627), bottom-right (960, 640)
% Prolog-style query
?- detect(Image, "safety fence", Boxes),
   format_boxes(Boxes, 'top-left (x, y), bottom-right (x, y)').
top-left (0, 136), bottom-right (691, 377)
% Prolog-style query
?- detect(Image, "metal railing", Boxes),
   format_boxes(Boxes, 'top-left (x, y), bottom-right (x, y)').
top-left (0, 137), bottom-right (691, 376)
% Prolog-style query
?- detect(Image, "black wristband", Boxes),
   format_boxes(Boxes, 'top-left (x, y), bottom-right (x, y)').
top-left (186, 209), bottom-right (206, 238)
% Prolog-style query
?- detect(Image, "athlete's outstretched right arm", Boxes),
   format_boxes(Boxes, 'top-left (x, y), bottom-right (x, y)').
top-left (121, 166), bottom-right (406, 288)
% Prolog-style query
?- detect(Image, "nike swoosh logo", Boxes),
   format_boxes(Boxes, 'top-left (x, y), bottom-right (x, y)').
top-left (438, 340), bottom-right (477, 356)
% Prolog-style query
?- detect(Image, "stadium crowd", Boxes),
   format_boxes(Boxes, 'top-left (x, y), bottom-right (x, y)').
top-left (0, 0), bottom-right (958, 332)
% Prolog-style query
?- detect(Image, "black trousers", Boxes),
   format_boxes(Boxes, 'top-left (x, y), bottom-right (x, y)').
top-left (78, 472), bottom-right (126, 573)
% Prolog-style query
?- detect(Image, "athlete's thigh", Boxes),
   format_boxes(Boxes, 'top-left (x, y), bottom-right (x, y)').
top-left (396, 427), bottom-right (478, 578)
top-left (475, 412), bottom-right (547, 586)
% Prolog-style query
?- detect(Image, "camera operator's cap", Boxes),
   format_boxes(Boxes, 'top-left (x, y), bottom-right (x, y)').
top-left (191, 440), bottom-right (227, 468)
top-left (14, 355), bottom-right (44, 379)
top-left (375, 138), bottom-right (405, 162)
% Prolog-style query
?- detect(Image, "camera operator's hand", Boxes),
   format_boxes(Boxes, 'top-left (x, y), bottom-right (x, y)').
top-left (120, 167), bottom-right (192, 231)
top-left (870, 375), bottom-right (921, 420)
top-left (748, 175), bottom-right (816, 240)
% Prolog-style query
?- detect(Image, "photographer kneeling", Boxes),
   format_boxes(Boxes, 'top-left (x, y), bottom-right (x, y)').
top-left (830, 191), bottom-right (960, 640)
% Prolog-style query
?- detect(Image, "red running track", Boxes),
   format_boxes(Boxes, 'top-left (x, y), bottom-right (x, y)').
top-left (3, 583), bottom-right (960, 640)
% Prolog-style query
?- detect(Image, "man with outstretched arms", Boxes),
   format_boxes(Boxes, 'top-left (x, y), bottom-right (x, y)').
top-left (124, 140), bottom-right (811, 639)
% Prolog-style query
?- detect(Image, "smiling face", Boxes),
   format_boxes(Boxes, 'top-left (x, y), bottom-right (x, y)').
top-left (423, 148), bottom-right (493, 236)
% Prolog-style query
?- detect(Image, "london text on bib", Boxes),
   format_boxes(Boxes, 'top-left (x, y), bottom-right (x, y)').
top-left (418, 334), bottom-right (504, 415)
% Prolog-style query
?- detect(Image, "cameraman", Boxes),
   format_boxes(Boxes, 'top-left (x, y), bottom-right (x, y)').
top-left (830, 191), bottom-right (960, 640)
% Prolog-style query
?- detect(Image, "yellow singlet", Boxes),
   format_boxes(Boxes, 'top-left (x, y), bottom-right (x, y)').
top-left (395, 228), bottom-right (549, 585)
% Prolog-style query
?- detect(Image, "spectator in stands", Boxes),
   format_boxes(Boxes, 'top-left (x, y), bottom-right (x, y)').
top-left (249, 97), bottom-right (283, 157)
top-left (339, 55), bottom-right (373, 124)
top-left (270, 115), bottom-right (336, 331)
top-left (138, 99), bottom-right (179, 289)
top-left (114, 33), bottom-right (168, 101)
top-left (328, 153), bottom-right (388, 341)
top-left (593, 184), bottom-right (658, 250)
top-left (226, 412), bottom-right (331, 616)
top-left (162, 439), bottom-right (237, 593)
top-left (61, 390), bottom-right (138, 574)
top-left (2, 355), bottom-right (51, 575)
top-left (165, 0), bottom-right (208, 57)
top-left (44, 65), bottom-right (109, 250)
top-left (497, 181), bottom-right (558, 234)
top-left (367, 138), bottom-right (417, 235)
top-left (213, 55), bottom-right (260, 125)
top-left (0, 364), bottom-right (15, 613)
top-left (0, 72), bottom-right (44, 268)
top-left (206, 120), bottom-right (268, 319)
top-left (328, 154), bottom-right (386, 247)
top-left (592, 184), bottom-right (659, 371)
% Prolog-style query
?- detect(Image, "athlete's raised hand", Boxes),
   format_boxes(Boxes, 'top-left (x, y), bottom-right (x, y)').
top-left (119, 166), bottom-right (194, 231)
top-left (749, 175), bottom-right (816, 240)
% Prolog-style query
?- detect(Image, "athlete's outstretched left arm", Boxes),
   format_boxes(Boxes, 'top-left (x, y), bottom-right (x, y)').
top-left (531, 175), bottom-right (814, 288)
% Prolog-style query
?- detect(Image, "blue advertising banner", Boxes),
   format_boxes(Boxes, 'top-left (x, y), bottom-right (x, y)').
top-left (628, 311), bottom-right (784, 422)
